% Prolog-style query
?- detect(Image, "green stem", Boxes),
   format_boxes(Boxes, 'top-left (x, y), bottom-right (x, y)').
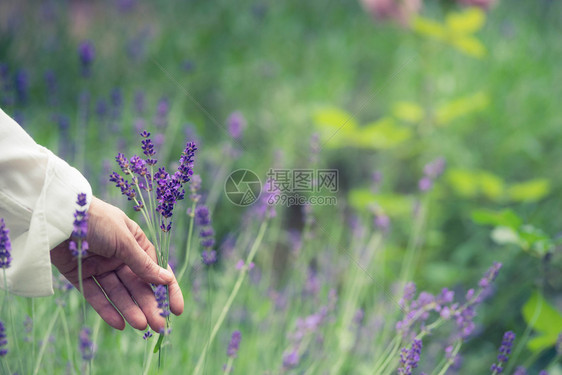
top-left (434, 340), bottom-right (462, 375)
top-left (193, 220), bottom-right (269, 375)
top-left (78, 244), bottom-right (86, 323)
top-left (177, 200), bottom-right (197, 283)
top-left (33, 305), bottom-right (62, 375)
top-left (223, 357), bottom-right (234, 374)
top-left (142, 338), bottom-right (158, 375)
top-left (60, 305), bottom-right (77, 374)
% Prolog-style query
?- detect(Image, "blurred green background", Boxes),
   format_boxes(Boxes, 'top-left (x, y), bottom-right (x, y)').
top-left (1, 0), bottom-right (561, 373)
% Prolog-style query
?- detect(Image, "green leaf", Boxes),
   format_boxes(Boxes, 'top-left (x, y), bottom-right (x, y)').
top-left (470, 208), bottom-right (522, 229)
top-left (445, 8), bottom-right (486, 35)
top-left (451, 36), bottom-right (487, 58)
top-left (153, 333), bottom-right (165, 353)
top-left (508, 179), bottom-right (551, 202)
top-left (348, 189), bottom-right (413, 216)
top-left (446, 168), bottom-right (479, 198)
top-left (392, 101), bottom-right (424, 123)
top-left (522, 291), bottom-right (562, 353)
top-left (478, 172), bottom-right (505, 200)
top-left (356, 118), bottom-right (411, 149)
top-left (435, 91), bottom-right (489, 125)
top-left (412, 16), bottom-right (446, 39)
top-left (313, 107), bottom-right (358, 148)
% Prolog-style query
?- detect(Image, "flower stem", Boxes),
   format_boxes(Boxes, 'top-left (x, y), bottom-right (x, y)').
top-left (33, 305), bottom-right (62, 375)
top-left (193, 220), bottom-right (269, 375)
top-left (177, 200), bottom-right (197, 283)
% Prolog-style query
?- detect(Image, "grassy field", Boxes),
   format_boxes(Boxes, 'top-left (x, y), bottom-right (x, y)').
top-left (1, 0), bottom-right (561, 374)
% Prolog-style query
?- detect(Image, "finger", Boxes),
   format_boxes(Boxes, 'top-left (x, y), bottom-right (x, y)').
top-left (96, 272), bottom-right (148, 331)
top-left (116, 266), bottom-right (167, 332)
top-left (115, 221), bottom-right (173, 285)
top-left (167, 265), bottom-right (184, 316)
top-left (78, 278), bottom-right (125, 330)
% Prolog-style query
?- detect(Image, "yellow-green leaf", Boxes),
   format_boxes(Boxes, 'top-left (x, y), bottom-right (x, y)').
top-left (348, 189), bottom-right (412, 217)
top-left (412, 16), bottom-right (446, 39)
top-left (471, 208), bottom-right (522, 229)
top-left (445, 8), bottom-right (485, 35)
top-left (392, 101), bottom-right (424, 123)
top-left (356, 117), bottom-right (411, 149)
top-left (508, 179), bottom-right (550, 202)
top-left (522, 291), bottom-right (562, 353)
top-left (478, 171), bottom-right (504, 200)
top-left (435, 91), bottom-right (489, 125)
top-left (451, 36), bottom-right (487, 58)
top-left (446, 168), bottom-right (479, 198)
top-left (313, 107), bottom-right (358, 148)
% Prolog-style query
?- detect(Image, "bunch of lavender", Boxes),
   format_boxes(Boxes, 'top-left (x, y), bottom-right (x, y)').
top-left (109, 130), bottom-right (196, 336)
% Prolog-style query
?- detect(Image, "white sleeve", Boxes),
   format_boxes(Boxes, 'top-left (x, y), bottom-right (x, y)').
top-left (0, 107), bottom-right (92, 297)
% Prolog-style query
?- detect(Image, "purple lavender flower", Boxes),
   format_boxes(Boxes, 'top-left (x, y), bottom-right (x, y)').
top-left (195, 206), bottom-right (211, 226)
top-left (418, 157), bottom-right (446, 192)
top-left (154, 285), bottom-right (170, 317)
top-left (195, 205), bottom-right (217, 265)
top-left (44, 70), bottom-right (58, 106)
top-left (423, 157), bottom-right (446, 179)
top-left (154, 97), bottom-right (169, 129)
top-left (175, 142), bottom-right (197, 183)
top-left (227, 111), bottom-right (246, 140)
top-left (538, 371), bottom-right (549, 375)
top-left (143, 330), bottom-right (153, 340)
top-left (398, 339), bottom-right (422, 375)
top-left (69, 193), bottom-right (89, 257)
top-left (134, 91), bottom-right (146, 115)
top-left (374, 213), bottom-right (390, 232)
top-left (78, 41), bottom-right (95, 77)
top-left (227, 331), bottom-right (242, 357)
top-left (14, 69), bottom-right (29, 105)
top-left (79, 327), bottom-right (95, 361)
top-left (282, 348), bottom-right (300, 369)
top-left (513, 367), bottom-right (528, 375)
top-left (490, 331), bottom-right (515, 373)
top-left (0, 218), bottom-right (12, 268)
top-left (0, 320), bottom-right (7, 356)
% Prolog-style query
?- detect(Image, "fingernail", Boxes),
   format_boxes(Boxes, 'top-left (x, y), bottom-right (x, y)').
top-left (159, 268), bottom-right (173, 281)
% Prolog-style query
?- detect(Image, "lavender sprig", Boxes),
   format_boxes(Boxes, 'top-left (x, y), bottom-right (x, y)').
top-left (491, 331), bottom-right (515, 374)
top-left (0, 320), bottom-right (7, 357)
top-left (0, 218), bottom-right (12, 269)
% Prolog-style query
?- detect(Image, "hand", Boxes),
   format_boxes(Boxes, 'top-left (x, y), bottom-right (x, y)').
top-left (50, 196), bottom-right (184, 331)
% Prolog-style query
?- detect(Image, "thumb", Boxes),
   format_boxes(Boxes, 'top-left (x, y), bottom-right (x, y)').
top-left (117, 228), bottom-right (174, 285)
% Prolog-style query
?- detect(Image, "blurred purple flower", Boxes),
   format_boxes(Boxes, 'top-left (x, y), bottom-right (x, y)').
top-left (374, 213), bottom-right (390, 232)
top-left (14, 69), bottom-right (29, 105)
top-left (227, 331), bottom-right (242, 357)
top-left (282, 348), bottom-right (300, 369)
top-left (154, 97), bottom-right (169, 129)
top-left (513, 367), bottom-right (528, 375)
top-left (0, 218), bottom-right (12, 269)
top-left (79, 327), bottom-right (95, 361)
top-left (227, 111), bottom-right (246, 140)
top-left (78, 41), bottom-right (95, 77)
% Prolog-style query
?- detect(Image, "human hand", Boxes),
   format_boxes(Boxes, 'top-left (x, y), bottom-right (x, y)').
top-left (50, 196), bottom-right (184, 331)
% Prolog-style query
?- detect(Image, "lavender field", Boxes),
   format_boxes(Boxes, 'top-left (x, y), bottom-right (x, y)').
top-left (0, 0), bottom-right (561, 374)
